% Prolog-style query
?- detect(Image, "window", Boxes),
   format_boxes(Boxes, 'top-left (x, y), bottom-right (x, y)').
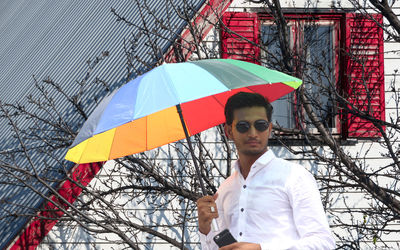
top-left (261, 20), bottom-right (338, 130)
top-left (261, 25), bottom-right (296, 129)
top-left (221, 12), bottom-right (385, 138)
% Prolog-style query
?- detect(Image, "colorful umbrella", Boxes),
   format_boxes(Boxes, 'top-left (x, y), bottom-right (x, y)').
top-left (65, 59), bottom-right (301, 188)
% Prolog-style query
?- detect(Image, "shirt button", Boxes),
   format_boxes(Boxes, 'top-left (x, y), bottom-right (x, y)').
top-left (243, 185), bottom-right (247, 189)
top-left (239, 232), bottom-right (243, 236)
top-left (241, 208), bottom-right (244, 212)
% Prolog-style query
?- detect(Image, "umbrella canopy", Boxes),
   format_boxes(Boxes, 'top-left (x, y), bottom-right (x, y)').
top-left (65, 59), bottom-right (301, 164)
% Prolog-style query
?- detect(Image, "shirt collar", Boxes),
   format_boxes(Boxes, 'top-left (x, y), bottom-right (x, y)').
top-left (233, 150), bottom-right (276, 176)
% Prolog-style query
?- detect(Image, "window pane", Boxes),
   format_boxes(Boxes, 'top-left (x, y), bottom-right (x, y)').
top-left (271, 92), bottom-right (295, 128)
top-left (304, 25), bottom-right (336, 128)
top-left (261, 25), bottom-right (282, 70)
top-left (261, 24), bottom-right (295, 128)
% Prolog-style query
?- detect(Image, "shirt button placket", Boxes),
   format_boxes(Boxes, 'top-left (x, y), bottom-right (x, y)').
top-left (238, 181), bottom-right (248, 240)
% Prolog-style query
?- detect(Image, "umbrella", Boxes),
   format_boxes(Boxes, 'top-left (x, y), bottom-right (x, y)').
top-left (65, 58), bottom-right (302, 194)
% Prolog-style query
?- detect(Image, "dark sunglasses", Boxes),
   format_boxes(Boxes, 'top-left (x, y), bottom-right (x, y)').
top-left (235, 120), bottom-right (270, 133)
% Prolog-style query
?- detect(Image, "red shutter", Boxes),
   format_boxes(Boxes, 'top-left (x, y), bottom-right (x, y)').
top-left (343, 13), bottom-right (385, 137)
top-left (221, 12), bottom-right (260, 64)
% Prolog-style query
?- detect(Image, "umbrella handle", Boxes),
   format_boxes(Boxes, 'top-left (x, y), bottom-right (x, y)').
top-left (211, 218), bottom-right (220, 232)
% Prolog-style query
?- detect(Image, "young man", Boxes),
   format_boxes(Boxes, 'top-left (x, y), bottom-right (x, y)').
top-left (197, 92), bottom-right (335, 250)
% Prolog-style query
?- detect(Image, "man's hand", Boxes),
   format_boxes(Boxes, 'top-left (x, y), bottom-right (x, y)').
top-left (219, 242), bottom-right (261, 250)
top-left (196, 194), bottom-right (218, 235)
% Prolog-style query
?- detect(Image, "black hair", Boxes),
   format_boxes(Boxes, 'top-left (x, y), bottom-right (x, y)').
top-left (224, 92), bottom-right (273, 125)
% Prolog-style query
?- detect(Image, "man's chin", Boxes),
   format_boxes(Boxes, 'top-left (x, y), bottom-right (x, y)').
top-left (242, 148), bottom-right (267, 156)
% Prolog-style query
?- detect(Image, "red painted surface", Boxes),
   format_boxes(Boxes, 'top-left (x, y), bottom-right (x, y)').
top-left (9, 162), bottom-right (103, 250)
top-left (344, 13), bottom-right (385, 137)
top-left (221, 12), bottom-right (260, 64)
top-left (165, 0), bottom-right (233, 63)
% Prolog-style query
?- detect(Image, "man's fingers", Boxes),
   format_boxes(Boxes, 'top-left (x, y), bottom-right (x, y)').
top-left (196, 195), bottom-right (219, 235)
top-left (197, 196), bottom-right (217, 212)
top-left (196, 195), bottom-right (219, 225)
top-left (197, 195), bottom-right (215, 204)
top-left (198, 205), bottom-right (218, 218)
top-left (220, 242), bottom-right (261, 250)
top-left (210, 206), bottom-right (216, 213)
top-left (219, 242), bottom-right (237, 250)
top-left (197, 201), bottom-right (219, 223)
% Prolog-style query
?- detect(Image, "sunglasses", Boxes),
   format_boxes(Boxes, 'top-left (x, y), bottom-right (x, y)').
top-left (235, 120), bottom-right (270, 133)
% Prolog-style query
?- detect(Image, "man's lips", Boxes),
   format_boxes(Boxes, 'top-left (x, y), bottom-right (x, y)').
top-left (245, 140), bottom-right (260, 145)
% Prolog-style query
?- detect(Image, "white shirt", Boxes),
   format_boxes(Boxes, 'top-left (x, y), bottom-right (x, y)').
top-left (199, 150), bottom-right (335, 250)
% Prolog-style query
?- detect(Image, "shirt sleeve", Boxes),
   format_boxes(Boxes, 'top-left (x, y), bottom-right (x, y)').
top-left (199, 230), bottom-right (218, 250)
top-left (290, 167), bottom-right (335, 249)
top-left (261, 166), bottom-right (335, 250)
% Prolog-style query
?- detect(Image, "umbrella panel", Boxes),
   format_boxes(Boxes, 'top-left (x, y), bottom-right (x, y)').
top-left (181, 82), bottom-right (296, 135)
top-left (66, 81), bottom-right (298, 164)
top-left (66, 106), bottom-right (186, 163)
top-left (109, 105), bottom-right (186, 160)
top-left (247, 82), bottom-right (296, 102)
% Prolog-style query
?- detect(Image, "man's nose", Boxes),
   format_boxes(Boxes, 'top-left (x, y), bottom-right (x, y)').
top-left (248, 125), bottom-right (258, 136)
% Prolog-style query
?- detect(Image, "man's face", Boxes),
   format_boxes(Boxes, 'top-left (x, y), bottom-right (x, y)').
top-left (226, 106), bottom-right (272, 158)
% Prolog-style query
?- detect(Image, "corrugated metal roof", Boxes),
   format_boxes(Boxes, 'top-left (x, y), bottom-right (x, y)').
top-left (0, 0), bottom-right (204, 248)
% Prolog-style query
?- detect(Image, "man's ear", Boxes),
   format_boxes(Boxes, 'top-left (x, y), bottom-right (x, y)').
top-left (224, 123), bottom-right (233, 140)
top-left (267, 122), bottom-right (273, 136)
